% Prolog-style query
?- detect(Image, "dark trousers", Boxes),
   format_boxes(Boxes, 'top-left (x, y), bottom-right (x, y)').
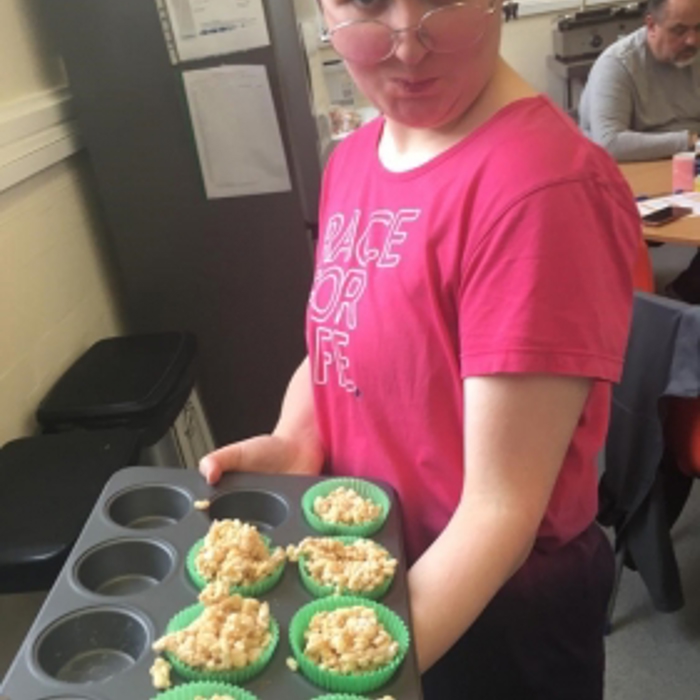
top-left (422, 523), bottom-right (615, 700)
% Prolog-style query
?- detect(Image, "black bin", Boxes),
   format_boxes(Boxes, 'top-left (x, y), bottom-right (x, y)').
top-left (0, 429), bottom-right (141, 593)
top-left (36, 332), bottom-right (197, 465)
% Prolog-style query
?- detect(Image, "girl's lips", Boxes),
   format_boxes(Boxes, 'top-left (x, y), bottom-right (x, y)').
top-left (391, 77), bottom-right (438, 94)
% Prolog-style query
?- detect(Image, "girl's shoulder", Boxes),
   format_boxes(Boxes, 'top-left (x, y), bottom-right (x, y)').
top-left (470, 96), bottom-right (628, 198)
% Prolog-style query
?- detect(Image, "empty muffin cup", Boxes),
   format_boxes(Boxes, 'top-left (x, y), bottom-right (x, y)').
top-left (108, 484), bottom-right (191, 529)
top-left (208, 490), bottom-right (289, 531)
top-left (75, 538), bottom-right (175, 596)
top-left (34, 606), bottom-right (149, 683)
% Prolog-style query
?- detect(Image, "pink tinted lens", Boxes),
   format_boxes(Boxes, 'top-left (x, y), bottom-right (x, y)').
top-left (330, 21), bottom-right (395, 64)
top-left (421, 3), bottom-right (489, 52)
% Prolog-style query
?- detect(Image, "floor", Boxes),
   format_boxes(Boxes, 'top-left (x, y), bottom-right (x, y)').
top-left (604, 483), bottom-right (700, 700)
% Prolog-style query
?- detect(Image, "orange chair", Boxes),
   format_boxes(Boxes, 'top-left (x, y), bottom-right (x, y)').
top-left (666, 399), bottom-right (700, 478)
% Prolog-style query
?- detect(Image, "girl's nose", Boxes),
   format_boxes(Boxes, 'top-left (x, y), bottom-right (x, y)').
top-left (391, 25), bottom-right (431, 65)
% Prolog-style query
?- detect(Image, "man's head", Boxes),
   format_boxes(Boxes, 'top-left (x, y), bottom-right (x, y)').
top-left (645, 0), bottom-right (700, 66)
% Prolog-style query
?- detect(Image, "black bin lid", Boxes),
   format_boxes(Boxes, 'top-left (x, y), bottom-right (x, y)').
top-left (36, 332), bottom-right (196, 424)
top-left (0, 429), bottom-right (141, 581)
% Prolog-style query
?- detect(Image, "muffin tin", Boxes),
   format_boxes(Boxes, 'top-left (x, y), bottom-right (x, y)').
top-left (1, 467), bottom-right (423, 699)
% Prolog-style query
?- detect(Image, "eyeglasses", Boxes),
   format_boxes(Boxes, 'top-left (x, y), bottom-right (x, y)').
top-left (321, 2), bottom-right (497, 65)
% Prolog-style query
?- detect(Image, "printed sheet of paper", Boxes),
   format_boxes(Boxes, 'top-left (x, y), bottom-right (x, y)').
top-left (164, 0), bottom-right (270, 61)
top-left (182, 64), bottom-right (292, 199)
top-left (637, 192), bottom-right (700, 218)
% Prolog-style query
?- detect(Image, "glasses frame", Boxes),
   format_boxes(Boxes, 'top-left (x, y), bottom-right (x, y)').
top-left (321, 1), bottom-right (498, 65)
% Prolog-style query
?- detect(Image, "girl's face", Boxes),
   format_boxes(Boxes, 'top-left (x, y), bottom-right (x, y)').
top-left (319, 0), bottom-right (502, 131)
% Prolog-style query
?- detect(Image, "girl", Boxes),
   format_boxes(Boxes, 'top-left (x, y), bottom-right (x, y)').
top-left (201, 1), bottom-right (640, 696)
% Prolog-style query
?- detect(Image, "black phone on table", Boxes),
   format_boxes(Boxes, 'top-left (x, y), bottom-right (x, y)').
top-left (641, 205), bottom-right (693, 226)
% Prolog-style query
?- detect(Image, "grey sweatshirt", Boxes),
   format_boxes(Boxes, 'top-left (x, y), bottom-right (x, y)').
top-left (579, 27), bottom-right (700, 162)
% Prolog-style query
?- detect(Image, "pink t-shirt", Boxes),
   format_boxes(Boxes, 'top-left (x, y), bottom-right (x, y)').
top-left (306, 96), bottom-right (639, 564)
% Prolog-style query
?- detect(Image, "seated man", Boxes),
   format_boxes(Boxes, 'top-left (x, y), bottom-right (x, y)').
top-left (579, 0), bottom-right (700, 162)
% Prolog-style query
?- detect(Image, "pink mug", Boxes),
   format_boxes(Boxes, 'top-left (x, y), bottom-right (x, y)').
top-left (673, 152), bottom-right (695, 192)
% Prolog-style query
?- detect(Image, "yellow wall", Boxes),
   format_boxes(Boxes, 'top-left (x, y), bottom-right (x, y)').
top-left (0, 0), bottom-right (66, 102)
top-left (0, 0), bottom-right (124, 444)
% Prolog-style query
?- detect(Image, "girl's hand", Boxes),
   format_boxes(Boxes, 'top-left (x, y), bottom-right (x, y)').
top-left (199, 434), bottom-right (322, 484)
top-left (200, 357), bottom-right (324, 485)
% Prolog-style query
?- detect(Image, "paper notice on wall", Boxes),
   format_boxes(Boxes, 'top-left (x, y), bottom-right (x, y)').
top-left (182, 65), bottom-right (292, 199)
top-left (164, 0), bottom-right (270, 61)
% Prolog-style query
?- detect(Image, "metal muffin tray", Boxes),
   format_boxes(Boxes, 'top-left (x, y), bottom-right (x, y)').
top-left (1, 467), bottom-right (423, 700)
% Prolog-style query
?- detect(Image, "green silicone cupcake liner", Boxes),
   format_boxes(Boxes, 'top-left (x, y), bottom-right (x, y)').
top-left (186, 534), bottom-right (286, 597)
top-left (289, 595), bottom-right (410, 694)
top-left (301, 478), bottom-right (390, 537)
top-left (151, 680), bottom-right (259, 700)
top-left (162, 603), bottom-right (279, 685)
top-left (310, 696), bottom-right (373, 700)
top-left (310, 696), bottom-right (375, 700)
top-left (298, 536), bottom-right (395, 600)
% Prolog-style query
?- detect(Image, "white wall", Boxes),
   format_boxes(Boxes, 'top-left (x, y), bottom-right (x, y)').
top-left (502, 13), bottom-right (560, 95)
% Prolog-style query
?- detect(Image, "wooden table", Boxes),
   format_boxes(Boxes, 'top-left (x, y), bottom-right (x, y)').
top-left (620, 160), bottom-right (700, 246)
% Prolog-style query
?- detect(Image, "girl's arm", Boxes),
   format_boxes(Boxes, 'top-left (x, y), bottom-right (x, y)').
top-left (408, 373), bottom-right (591, 671)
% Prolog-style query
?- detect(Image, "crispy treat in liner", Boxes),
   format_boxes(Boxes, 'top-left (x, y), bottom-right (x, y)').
top-left (303, 605), bottom-right (400, 674)
top-left (152, 589), bottom-right (272, 671)
top-left (313, 487), bottom-right (382, 526)
top-left (195, 518), bottom-right (285, 586)
top-left (289, 537), bottom-right (397, 593)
